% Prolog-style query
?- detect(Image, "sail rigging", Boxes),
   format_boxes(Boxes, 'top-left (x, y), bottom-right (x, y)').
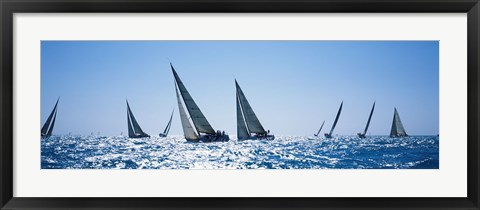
top-left (390, 108), bottom-right (408, 137)
top-left (235, 80), bottom-right (266, 135)
top-left (126, 100), bottom-right (149, 138)
top-left (315, 120), bottom-right (325, 136)
top-left (327, 101), bottom-right (343, 137)
top-left (41, 98), bottom-right (59, 138)
top-left (171, 63), bottom-right (215, 135)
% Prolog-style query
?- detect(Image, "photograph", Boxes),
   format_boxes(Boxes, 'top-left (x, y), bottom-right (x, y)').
top-left (41, 40), bottom-right (439, 169)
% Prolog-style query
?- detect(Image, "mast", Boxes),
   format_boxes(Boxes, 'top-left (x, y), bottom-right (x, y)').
top-left (235, 80), bottom-right (266, 135)
top-left (236, 86), bottom-right (250, 139)
top-left (175, 83), bottom-right (199, 140)
top-left (390, 108), bottom-right (408, 137)
top-left (328, 101), bottom-right (343, 136)
top-left (171, 63), bottom-right (215, 135)
top-left (315, 120), bottom-right (325, 136)
top-left (362, 102), bottom-right (375, 135)
top-left (41, 97), bottom-right (59, 137)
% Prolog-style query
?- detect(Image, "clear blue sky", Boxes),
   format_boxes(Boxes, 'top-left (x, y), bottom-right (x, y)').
top-left (41, 41), bottom-right (439, 136)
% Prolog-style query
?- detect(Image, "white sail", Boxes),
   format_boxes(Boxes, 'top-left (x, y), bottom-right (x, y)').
top-left (175, 83), bottom-right (199, 140)
top-left (171, 64), bottom-right (215, 134)
top-left (390, 108), bottom-right (407, 137)
top-left (235, 80), bottom-right (266, 134)
top-left (236, 92), bottom-right (250, 139)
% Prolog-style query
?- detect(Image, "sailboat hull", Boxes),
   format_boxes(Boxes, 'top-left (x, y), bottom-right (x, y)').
top-left (238, 134), bottom-right (275, 141)
top-left (357, 133), bottom-right (366, 138)
top-left (390, 134), bottom-right (408, 138)
top-left (129, 134), bottom-right (150, 138)
top-left (159, 133), bottom-right (167, 137)
top-left (186, 134), bottom-right (230, 143)
top-left (324, 133), bottom-right (333, 138)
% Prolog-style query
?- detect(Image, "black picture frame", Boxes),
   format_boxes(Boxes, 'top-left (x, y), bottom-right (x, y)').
top-left (1, 0), bottom-right (479, 209)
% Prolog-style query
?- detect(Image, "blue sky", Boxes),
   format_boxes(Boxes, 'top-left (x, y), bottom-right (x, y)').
top-left (41, 41), bottom-right (439, 136)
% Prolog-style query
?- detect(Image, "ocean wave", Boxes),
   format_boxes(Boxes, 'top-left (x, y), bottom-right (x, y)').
top-left (41, 135), bottom-right (439, 169)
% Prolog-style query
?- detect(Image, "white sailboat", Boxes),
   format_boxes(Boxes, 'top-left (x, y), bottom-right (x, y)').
top-left (171, 63), bottom-right (229, 143)
top-left (236, 79), bottom-right (274, 140)
top-left (390, 107), bottom-right (408, 137)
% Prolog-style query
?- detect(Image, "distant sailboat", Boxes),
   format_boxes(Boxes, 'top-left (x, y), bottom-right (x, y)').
top-left (126, 100), bottom-right (150, 138)
top-left (314, 120), bottom-right (325, 137)
top-left (390, 107), bottom-right (408, 137)
top-left (41, 98), bottom-right (59, 139)
top-left (236, 79), bottom-right (274, 140)
top-left (358, 102), bottom-right (375, 138)
top-left (159, 109), bottom-right (174, 137)
top-left (171, 63), bottom-right (229, 142)
top-left (325, 101), bottom-right (343, 138)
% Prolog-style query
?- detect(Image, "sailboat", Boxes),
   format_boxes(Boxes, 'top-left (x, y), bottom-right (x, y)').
top-left (41, 98), bottom-right (59, 139)
top-left (325, 101), bottom-right (343, 138)
top-left (357, 102), bottom-right (375, 138)
top-left (236, 79), bottom-right (274, 140)
top-left (126, 100), bottom-right (150, 138)
top-left (314, 120), bottom-right (325, 137)
top-left (159, 109), bottom-right (174, 137)
top-left (171, 63), bottom-right (229, 143)
top-left (390, 107), bottom-right (408, 137)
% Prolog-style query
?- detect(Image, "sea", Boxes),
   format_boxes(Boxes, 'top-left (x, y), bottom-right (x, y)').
top-left (41, 135), bottom-right (439, 169)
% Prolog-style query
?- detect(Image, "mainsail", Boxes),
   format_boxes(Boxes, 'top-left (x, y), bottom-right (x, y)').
top-left (162, 109), bottom-right (174, 135)
top-left (315, 120), bottom-right (325, 136)
top-left (175, 80), bottom-right (199, 140)
top-left (328, 101), bottom-right (343, 136)
top-left (171, 63), bottom-right (215, 135)
top-left (127, 110), bottom-right (135, 137)
top-left (235, 80), bottom-right (266, 135)
top-left (390, 108), bottom-right (408, 137)
top-left (362, 102), bottom-right (375, 135)
top-left (41, 98), bottom-right (59, 138)
top-left (126, 100), bottom-right (149, 138)
top-left (236, 90), bottom-right (250, 139)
